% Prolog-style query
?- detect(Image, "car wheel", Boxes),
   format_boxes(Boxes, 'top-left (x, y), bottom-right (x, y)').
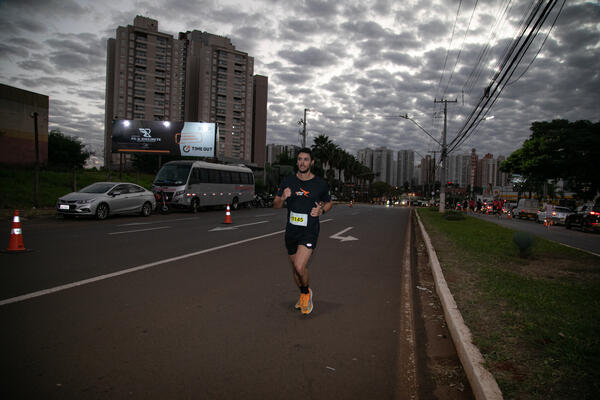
top-left (191, 198), bottom-right (200, 213)
top-left (141, 201), bottom-right (152, 217)
top-left (231, 197), bottom-right (239, 210)
top-left (96, 203), bottom-right (109, 220)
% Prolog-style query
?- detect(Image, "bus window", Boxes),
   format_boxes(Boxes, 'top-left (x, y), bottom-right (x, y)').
top-left (230, 172), bottom-right (241, 184)
top-left (190, 168), bottom-right (201, 185)
top-left (209, 169), bottom-right (221, 184)
top-left (199, 168), bottom-right (210, 183)
top-left (241, 172), bottom-right (252, 184)
top-left (221, 171), bottom-right (232, 184)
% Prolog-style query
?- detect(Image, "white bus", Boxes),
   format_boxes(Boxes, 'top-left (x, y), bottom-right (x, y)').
top-left (152, 160), bottom-right (254, 212)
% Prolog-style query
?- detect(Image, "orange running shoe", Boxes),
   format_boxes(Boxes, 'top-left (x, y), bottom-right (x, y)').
top-left (295, 293), bottom-right (303, 309)
top-left (301, 288), bottom-right (313, 315)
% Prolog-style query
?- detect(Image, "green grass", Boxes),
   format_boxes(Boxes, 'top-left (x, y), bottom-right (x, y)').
top-left (418, 208), bottom-right (600, 399)
top-left (0, 166), bottom-right (156, 213)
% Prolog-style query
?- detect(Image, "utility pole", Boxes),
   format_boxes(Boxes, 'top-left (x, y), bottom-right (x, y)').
top-left (298, 108), bottom-right (309, 148)
top-left (428, 150), bottom-right (439, 203)
top-left (31, 112), bottom-right (40, 208)
top-left (434, 98), bottom-right (457, 213)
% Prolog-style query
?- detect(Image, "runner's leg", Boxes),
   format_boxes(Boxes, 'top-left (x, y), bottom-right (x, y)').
top-left (290, 245), bottom-right (312, 287)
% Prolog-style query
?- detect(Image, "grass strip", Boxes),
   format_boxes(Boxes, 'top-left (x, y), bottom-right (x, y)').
top-left (418, 208), bottom-right (600, 400)
top-left (0, 167), bottom-right (155, 213)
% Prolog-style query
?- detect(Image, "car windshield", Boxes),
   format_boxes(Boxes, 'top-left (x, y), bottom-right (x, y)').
top-left (79, 183), bottom-right (115, 193)
top-left (555, 207), bottom-right (570, 213)
top-left (154, 164), bottom-right (191, 185)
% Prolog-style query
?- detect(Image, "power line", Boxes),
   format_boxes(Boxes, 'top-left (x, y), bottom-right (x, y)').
top-left (436, 0), bottom-right (463, 100)
top-left (449, 0), bottom-right (559, 153)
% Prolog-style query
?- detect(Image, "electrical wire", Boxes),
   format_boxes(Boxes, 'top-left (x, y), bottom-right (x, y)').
top-left (507, 0), bottom-right (566, 86)
top-left (442, 0), bottom-right (479, 99)
top-left (449, 0), bottom-right (559, 153)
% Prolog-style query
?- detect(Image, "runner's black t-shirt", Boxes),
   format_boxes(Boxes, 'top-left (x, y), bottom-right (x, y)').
top-left (277, 174), bottom-right (331, 233)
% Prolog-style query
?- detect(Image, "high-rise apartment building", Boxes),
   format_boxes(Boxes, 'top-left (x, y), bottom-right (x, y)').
top-left (478, 153), bottom-right (497, 192)
top-left (104, 16), bottom-right (267, 167)
top-left (357, 148), bottom-right (374, 172)
top-left (468, 148), bottom-right (478, 189)
top-left (397, 150), bottom-right (415, 188)
top-left (104, 16), bottom-right (184, 167)
top-left (447, 153), bottom-right (471, 187)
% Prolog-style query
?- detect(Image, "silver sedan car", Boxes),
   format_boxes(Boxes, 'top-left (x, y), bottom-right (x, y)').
top-left (57, 182), bottom-right (156, 220)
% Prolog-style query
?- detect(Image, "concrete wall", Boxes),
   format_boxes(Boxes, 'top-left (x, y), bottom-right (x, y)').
top-left (0, 84), bottom-right (49, 165)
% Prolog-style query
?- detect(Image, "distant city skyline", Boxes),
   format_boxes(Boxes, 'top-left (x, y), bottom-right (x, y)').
top-left (1, 1), bottom-right (598, 167)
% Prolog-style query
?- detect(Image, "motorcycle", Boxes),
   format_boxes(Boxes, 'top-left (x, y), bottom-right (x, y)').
top-left (154, 189), bottom-right (170, 214)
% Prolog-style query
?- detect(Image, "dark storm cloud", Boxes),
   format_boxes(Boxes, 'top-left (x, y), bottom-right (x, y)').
top-left (278, 46), bottom-right (338, 67)
top-left (417, 18), bottom-right (449, 40)
top-left (300, 0), bottom-right (340, 19)
top-left (274, 72), bottom-right (313, 85)
top-left (0, 43), bottom-right (29, 59)
top-left (555, 2), bottom-right (600, 26)
top-left (277, 18), bottom-right (334, 41)
top-left (11, 37), bottom-right (45, 51)
top-left (18, 60), bottom-right (55, 75)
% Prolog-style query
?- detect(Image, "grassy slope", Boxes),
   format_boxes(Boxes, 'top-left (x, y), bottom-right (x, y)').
top-left (0, 167), bottom-right (155, 212)
top-left (418, 208), bottom-right (600, 400)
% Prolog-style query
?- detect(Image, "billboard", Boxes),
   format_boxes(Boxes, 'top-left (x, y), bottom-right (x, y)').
top-left (111, 120), bottom-right (217, 158)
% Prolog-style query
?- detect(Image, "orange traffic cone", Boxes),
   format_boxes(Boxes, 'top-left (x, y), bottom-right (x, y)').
top-left (223, 204), bottom-right (232, 224)
top-left (5, 210), bottom-right (26, 252)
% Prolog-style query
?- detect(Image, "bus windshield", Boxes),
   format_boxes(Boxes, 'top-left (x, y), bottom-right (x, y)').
top-left (154, 164), bottom-right (191, 186)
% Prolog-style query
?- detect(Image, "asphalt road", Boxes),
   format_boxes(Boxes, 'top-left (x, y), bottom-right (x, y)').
top-left (0, 204), bottom-right (422, 399)
top-left (470, 213), bottom-right (600, 256)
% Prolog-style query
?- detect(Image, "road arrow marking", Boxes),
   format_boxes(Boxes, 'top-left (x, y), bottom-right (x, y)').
top-left (330, 227), bottom-right (358, 242)
top-left (209, 220), bottom-right (268, 232)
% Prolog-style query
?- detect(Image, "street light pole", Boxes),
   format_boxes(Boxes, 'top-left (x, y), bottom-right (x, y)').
top-left (434, 98), bottom-right (457, 213)
top-left (298, 108), bottom-right (310, 148)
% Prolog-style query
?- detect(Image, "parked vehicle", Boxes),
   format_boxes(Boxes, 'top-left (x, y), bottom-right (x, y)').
top-left (565, 203), bottom-right (600, 232)
top-left (516, 198), bottom-right (539, 220)
top-left (152, 160), bottom-right (255, 212)
top-left (536, 205), bottom-right (572, 225)
top-left (56, 182), bottom-right (155, 220)
top-left (251, 192), bottom-right (274, 208)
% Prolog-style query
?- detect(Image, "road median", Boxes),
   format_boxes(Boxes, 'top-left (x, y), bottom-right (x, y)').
top-left (416, 207), bottom-right (600, 400)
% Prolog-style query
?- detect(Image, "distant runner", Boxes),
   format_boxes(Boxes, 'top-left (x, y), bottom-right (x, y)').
top-left (273, 148), bottom-right (333, 315)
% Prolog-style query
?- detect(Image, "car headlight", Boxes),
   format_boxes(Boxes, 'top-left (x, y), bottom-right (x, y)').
top-left (76, 199), bottom-right (93, 204)
top-left (174, 190), bottom-right (185, 197)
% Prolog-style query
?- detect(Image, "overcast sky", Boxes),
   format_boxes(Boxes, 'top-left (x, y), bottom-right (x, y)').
top-left (1, 0), bottom-right (598, 165)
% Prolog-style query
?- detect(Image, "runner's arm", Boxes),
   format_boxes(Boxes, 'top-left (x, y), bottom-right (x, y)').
top-left (273, 187), bottom-right (291, 209)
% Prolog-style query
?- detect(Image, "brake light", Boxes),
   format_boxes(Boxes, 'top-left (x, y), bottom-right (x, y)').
top-left (590, 211), bottom-right (598, 215)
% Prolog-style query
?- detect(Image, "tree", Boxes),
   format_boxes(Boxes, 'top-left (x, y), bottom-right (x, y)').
top-left (501, 119), bottom-right (600, 200)
top-left (48, 129), bottom-right (92, 169)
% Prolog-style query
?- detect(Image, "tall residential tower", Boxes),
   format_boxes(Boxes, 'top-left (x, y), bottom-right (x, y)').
top-left (104, 16), bottom-right (267, 168)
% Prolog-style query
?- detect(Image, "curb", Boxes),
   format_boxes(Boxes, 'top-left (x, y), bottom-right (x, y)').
top-left (415, 211), bottom-right (503, 400)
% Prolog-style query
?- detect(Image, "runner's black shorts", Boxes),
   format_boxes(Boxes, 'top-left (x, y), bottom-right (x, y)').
top-left (285, 229), bottom-right (319, 255)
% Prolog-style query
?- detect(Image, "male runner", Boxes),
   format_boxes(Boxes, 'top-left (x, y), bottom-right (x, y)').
top-left (273, 148), bottom-right (333, 315)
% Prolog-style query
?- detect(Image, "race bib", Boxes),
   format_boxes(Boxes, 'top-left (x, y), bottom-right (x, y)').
top-left (290, 211), bottom-right (308, 227)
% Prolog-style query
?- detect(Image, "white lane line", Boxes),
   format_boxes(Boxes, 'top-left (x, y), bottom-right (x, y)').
top-left (108, 226), bottom-right (171, 235)
top-left (0, 219), bottom-right (335, 307)
top-left (118, 217), bottom-right (200, 227)
top-left (209, 220), bottom-right (268, 231)
top-left (0, 229), bottom-right (287, 307)
top-left (255, 213), bottom-right (277, 217)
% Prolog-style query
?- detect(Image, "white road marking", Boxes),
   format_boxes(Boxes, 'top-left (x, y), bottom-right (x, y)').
top-left (118, 217), bottom-right (199, 227)
top-left (209, 220), bottom-right (268, 232)
top-left (0, 229), bottom-right (287, 307)
top-left (108, 226), bottom-right (171, 235)
top-left (330, 226), bottom-right (358, 242)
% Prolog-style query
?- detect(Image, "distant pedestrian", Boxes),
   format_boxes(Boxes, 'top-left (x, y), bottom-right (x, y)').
top-left (273, 148), bottom-right (333, 315)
